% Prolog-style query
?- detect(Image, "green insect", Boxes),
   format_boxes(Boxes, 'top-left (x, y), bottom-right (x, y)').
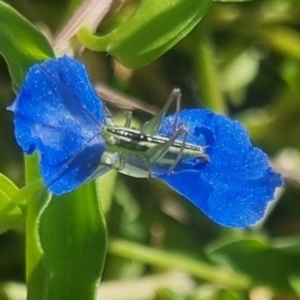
top-left (100, 89), bottom-right (209, 177)
top-left (39, 65), bottom-right (209, 183)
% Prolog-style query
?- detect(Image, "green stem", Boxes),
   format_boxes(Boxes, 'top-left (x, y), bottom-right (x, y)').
top-left (195, 22), bottom-right (226, 114)
top-left (77, 26), bottom-right (109, 51)
top-left (108, 239), bottom-right (251, 290)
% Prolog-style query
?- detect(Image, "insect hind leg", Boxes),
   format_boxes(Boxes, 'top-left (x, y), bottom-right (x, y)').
top-left (144, 126), bottom-right (188, 174)
top-left (141, 88), bottom-right (182, 135)
top-left (124, 111), bottom-right (133, 128)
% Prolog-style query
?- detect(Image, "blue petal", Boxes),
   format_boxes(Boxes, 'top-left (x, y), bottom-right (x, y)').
top-left (154, 109), bottom-right (283, 228)
top-left (8, 56), bottom-right (108, 195)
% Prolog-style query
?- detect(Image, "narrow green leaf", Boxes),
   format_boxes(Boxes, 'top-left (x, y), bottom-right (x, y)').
top-left (24, 154), bottom-right (107, 300)
top-left (25, 179), bottom-right (107, 300)
top-left (0, 2), bottom-right (54, 91)
top-left (0, 189), bottom-right (23, 234)
top-left (0, 173), bottom-right (23, 233)
top-left (38, 183), bottom-right (107, 300)
top-left (0, 173), bottom-right (19, 197)
top-left (258, 26), bottom-right (300, 60)
top-left (26, 189), bottom-right (52, 300)
top-left (109, 239), bottom-right (250, 289)
top-left (195, 24), bottom-right (226, 113)
top-left (78, 0), bottom-right (212, 68)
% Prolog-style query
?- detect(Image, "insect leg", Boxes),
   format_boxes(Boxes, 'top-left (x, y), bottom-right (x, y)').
top-left (104, 106), bottom-right (116, 126)
top-left (143, 126), bottom-right (188, 168)
top-left (112, 154), bottom-right (126, 171)
top-left (141, 88), bottom-right (182, 135)
top-left (100, 151), bottom-right (126, 171)
top-left (172, 89), bottom-right (182, 134)
top-left (124, 111), bottom-right (133, 128)
top-left (168, 127), bottom-right (188, 173)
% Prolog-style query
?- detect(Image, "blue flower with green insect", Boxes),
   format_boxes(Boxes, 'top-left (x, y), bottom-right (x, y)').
top-left (8, 56), bottom-right (283, 228)
top-left (8, 56), bottom-right (109, 194)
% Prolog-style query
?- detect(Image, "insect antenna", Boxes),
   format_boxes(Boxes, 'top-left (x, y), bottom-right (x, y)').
top-left (45, 132), bottom-right (107, 193)
top-left (38, 62), bottom-right (105, 127)
top-left (36, 62), bottom-right (110, 191)
top-left (95, 82), bottom-right (158, 115)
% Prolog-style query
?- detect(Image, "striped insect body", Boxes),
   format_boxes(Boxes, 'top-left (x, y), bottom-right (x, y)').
top-left (101, 125), bottom-right (209, 170)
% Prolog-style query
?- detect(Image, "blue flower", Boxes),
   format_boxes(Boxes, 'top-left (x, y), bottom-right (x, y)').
top-left (9, 56), bottom-right (283, 228)
top-left (153, 109), bottom-right (283, 228)
top-left (8, 56), bottom-right (109, 195)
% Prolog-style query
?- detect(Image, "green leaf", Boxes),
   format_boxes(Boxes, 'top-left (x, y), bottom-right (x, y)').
top-left (78, 0), bottom-right (212, 68)
top-left (26, 183), bottom-right (107, 300)
top-left (0, 2), bottom-right (54, 91)
top-left (26, 189), bottom-right (52, 300)
top-left (24, 154), bottom-right (107, 299)
top-left (0, 173), bottom-right (23, 233)
top-left (41, 184), bottom-right (107, 300)
top-left (0, 173), bottom-right (19, 198)
top-left (206, 238), bottom-right (300, 292)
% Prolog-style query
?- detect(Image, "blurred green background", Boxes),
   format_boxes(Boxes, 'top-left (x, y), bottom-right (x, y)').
top-left (1, 0), bottom-right (300, 299)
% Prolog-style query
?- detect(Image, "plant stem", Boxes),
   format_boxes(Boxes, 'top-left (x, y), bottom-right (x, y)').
top-left (195, 22), bottom-right (227, 114)
top-left (108, 239), bottom-right (251, 290)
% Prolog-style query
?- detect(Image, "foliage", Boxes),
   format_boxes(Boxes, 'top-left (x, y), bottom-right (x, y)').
top-left (0, 0), bottom-right (299, 299)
